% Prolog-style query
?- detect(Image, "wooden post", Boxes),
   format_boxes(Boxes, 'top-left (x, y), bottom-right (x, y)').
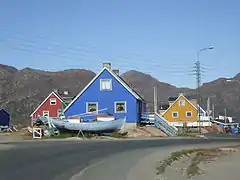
top-left (212, 104), bottom-right (215, 120)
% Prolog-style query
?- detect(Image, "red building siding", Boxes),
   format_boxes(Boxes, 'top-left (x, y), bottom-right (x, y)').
top-left (31, 93), bottom-right (63, 119)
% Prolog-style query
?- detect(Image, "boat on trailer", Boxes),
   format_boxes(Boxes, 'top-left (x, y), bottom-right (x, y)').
top-left (51, 108), bottom-right (126, 132)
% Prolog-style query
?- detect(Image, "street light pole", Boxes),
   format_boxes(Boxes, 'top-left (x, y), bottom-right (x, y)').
top-left (196, 46), bottom-right (214, 134)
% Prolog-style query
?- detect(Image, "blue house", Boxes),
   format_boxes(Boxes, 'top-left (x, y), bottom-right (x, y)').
top-left (0, 109), bottom-right (10, 130)
top-left (64, 63), bottom-right (146, 128)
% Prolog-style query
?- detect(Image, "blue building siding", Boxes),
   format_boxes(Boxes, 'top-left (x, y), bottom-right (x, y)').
top-left (65, 69), bottom-right (144, 124)
top-left (0, 109), bottom-right (10, 127)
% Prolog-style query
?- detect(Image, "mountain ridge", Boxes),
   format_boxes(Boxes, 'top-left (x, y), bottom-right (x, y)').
top-left (0, 64), bottom-right (239, 125)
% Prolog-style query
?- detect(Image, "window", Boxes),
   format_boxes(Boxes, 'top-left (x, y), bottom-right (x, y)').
top-left (86, 102), bottom-right (98, 113)
top-left (50, 98), bottom-right (57, 105)
top-left (172, 112), bottom-right (178, 118)
top-left (186, 111), bottom-right (192, 117)
top-left (43, 111), bottom-right (49, 117)
top-left (57, 109), bottom-right (62, 117)
top-left (115, 102), bottom-right (127, 113)
top-left (100, 79), bottom-right (112, 90)
top-left (179, 100), bottom-right (185, 106)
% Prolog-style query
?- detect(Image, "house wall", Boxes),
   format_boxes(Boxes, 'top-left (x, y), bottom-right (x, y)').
top-left (0, 110), bottom-right (10, 126)
top-left (31, 94), bottom-right (63, 119)
top-left (163, 96), bottom-right (198, 122)
top-left (64, 69), bottom-right (142, 124)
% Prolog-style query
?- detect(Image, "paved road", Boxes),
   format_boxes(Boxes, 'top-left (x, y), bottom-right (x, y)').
top-left (0, 138), bottom-right (239, 180)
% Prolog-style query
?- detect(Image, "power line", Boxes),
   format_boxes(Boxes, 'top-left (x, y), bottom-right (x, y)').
top-left (0, 29), bottom-right (204, 69)
top-left (0, 40), bottom-right (195, 75)
top-left (0, 28), bottom-right (97, 50)
top-left (0, 29), bottom-right (214, 86)
top-left (0, 29), bottom-right (198, 70)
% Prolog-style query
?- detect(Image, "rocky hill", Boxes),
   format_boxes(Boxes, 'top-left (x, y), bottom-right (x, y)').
top-left (0, 64), bottom-right (239, 125)
top-left (200, 77), bottom-right (240, 119)
top-left (121, 70), bottom-right (190, 107)
top-left (122, 70), bottom-right (240, 119)
top-left (0, 64), bottom-right (96, 125)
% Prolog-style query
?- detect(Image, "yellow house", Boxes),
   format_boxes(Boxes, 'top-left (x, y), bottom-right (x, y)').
top-left (161, 94), bottom-right (198, 122)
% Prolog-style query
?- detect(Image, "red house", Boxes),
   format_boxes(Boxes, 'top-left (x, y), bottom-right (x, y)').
top-left (30, 89), bottom-right (73, 120)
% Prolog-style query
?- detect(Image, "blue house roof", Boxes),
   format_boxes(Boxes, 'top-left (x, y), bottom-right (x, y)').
top-left (64, 67), bottom-right (144, 112)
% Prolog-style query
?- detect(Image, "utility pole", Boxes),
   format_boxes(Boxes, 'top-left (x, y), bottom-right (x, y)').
top-left (153, 86), bottom-right (158, 113)
top-left (212, 104), bottom-right (215, 121)
top-left (207, 97), bottom-right (210, 116)
top-left (193, 46), bottom-right (214, 135)
top-left (193, 60), bottom-right (202, 134)
top-left (224, 108), bottom-right (227, 124)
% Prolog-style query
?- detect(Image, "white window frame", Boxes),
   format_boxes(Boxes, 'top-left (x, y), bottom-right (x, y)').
top-left (86, 102), bottom-right (98, 113)
top-left (179, 100), bottom-right (185, 106)
top-left (172, 111), bottom-right (178, 118)
top-left (100, 79), bottom-right (112, 91)
top-left (50, 98), bottom-right (57, 105)
top-left (57, 109), bottom-right (62, 117)
top-left (186, 111), bottom-right (192, 117)
top-left (114, 101), bottom-right (127, 113)
top-left (43, 111), bottom-right (49, 117)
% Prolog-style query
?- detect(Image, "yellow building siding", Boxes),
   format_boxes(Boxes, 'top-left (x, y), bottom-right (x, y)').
top-left (162, 95), bottom-right (198, 122)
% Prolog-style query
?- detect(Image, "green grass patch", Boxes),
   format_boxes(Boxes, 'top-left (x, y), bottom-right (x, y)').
top-left (42, 131), bottom-right (95, 139)
top-left (42, 131), bottom-right (76, 139)
top-left (42, 131), bottom-right (127, 139)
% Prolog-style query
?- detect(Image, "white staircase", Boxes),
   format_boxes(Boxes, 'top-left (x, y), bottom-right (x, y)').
top-left (141, 113), bottom-right (178, 136)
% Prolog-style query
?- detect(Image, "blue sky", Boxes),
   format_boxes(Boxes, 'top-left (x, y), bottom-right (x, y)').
top-left (0, 0), bottom-right (239, 88)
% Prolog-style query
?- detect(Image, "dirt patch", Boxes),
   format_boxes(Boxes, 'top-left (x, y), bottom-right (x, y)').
top-left (205, 124), bottom-right (224, 133)
top-left (124, 127), bottom-right (167, 138)
top-left (156, 146), bottom-right (239, 180)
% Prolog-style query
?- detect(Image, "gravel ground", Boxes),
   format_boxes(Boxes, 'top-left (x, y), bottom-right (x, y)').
top-left (0, 133), bottom-right (25, 142)
top-left (0, 134), bottom-right (18, 150)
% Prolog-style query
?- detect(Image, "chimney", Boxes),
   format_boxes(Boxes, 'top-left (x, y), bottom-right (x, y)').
top-left (53, 89), bottom-right (58, 93)
top-left (103, 63), bottom-right (111, 69)
top-left (112, 69), bottom-right (119, 76)
top-left (63, 91), bottom-right (69, 95)
top-left (178, 93), bottom-right (183, 96)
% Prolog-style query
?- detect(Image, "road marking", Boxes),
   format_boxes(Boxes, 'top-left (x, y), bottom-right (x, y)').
top-left (69, 160), bottom-right (105, 180)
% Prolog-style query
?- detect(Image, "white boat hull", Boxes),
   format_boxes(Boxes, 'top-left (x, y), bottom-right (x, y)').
top-left (52, 118), bottom-right (126, 132)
